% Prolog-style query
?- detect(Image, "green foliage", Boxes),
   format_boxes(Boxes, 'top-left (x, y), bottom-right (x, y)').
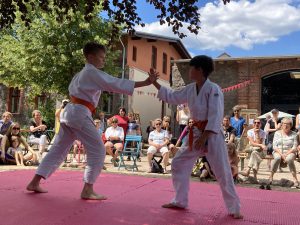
top-left (37, 98), bottom-right (56, 130)
top-left (0, 0), bottom-right (121, 97)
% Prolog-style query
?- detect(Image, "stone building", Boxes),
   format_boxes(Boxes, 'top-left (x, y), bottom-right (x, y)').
top-left (172, 54), bottom-right (300, 116)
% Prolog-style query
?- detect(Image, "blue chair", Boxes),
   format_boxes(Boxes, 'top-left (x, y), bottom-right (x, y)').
top-left (118, 135), bottom-right (142, 171)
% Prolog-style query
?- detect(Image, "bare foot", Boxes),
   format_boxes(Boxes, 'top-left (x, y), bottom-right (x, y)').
top-left (26, 183), bottom-right (48, 193)
top-left (229, 213), bottom-right (243, 219)
top-left (81, 191), bottom-right (107, 200)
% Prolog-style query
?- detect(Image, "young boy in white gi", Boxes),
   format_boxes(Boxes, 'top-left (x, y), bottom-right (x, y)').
top-left (151, 55), bottom-right (243, 219)
top-left (26, 42), bottom-right (158, 200)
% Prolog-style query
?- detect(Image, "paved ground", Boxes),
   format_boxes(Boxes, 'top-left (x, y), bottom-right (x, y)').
top-left (1, 150), bottom-right (300, 192)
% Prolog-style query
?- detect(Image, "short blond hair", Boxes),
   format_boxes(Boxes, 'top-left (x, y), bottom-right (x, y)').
top-left (32, 110), bottom-right (41, 117)
top-left (2, 111), bottom-right (12, 118)
top-left (281, 117), bottom-right (293, 126)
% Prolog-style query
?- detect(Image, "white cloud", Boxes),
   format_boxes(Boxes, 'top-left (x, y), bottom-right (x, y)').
top-left (135, 0), bottom-right (300, 51)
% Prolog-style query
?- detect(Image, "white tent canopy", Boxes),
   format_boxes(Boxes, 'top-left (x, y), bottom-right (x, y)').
top-left (258, 111), bottom-right (295, 119)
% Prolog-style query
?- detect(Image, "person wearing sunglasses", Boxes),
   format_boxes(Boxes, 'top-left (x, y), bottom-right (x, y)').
top-left (1, 123), bottom-right (37, 165)
top-left (147, 118), bottom-right (170, 173)
top-left (269, 117), bottom-right (299, 188)
top-left (151, 55), bottom-right (242, 219)
top-left (240, 119), bottom-right (267, 182)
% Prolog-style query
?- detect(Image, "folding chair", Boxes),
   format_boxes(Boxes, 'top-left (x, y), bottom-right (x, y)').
top-left (118, 135), bottom-right (142, 171)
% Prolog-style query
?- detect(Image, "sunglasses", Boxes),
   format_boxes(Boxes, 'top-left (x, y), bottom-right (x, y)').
top-left (12, 127), bottom-right (20, 130)
top-left (156, 123), bottom-right (162, 126)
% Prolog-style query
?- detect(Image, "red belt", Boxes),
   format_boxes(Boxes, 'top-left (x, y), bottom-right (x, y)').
top-left (70, 95), bottom-right (96, 114)
top-left (188, 120), bottom-right (208, 150)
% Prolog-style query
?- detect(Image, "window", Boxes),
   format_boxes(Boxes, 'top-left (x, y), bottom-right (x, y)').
top-left (35, 93), bottom-right (47, 109)
top-left (162, 53), bottom-right (168, 74)
top-left (132, 46), bottom-right (137, 62)
top-left (170, 57), bottom-right (174, 86)
top-left (8, 87), bottom-right (20, 113)
top-left (151, 46), bottom-right (157, 69)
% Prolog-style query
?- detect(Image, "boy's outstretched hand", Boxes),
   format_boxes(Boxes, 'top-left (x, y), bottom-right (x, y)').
top-left (148, 68), bottom-right (159, 84)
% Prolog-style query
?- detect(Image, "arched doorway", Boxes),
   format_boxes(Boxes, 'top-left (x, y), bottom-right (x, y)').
top-left (261, 70), bottom-right (300, 115)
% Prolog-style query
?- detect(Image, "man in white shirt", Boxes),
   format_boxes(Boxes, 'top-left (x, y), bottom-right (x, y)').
top-left (240, 118), bottom-right (267, 181)
top-left (26, 42), bottom-right (158, 200)
top-left (104, 117), bottom-right (124, 166)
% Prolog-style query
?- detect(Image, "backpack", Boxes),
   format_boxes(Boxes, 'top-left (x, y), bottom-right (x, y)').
top-left (151, 157), bottom-right (164, 173)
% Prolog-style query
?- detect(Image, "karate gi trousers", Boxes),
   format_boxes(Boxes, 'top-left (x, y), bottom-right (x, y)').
top-left (36, 103), bottom-right (105, 184)
top-left (170, 128), bottom-right (241, 214)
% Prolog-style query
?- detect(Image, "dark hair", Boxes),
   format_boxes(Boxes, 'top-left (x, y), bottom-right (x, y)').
top-left (189, 55), bottom-right (214, 78)
top-left (83, 42), bottom-right (106, 57)
top-left (119, 107), bottom-right (126, 114)
top-left (223, 115), bottom-right (230, 120)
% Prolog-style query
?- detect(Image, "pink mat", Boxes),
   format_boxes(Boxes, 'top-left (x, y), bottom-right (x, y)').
top-left (0, 170), bottom-right (300, 225)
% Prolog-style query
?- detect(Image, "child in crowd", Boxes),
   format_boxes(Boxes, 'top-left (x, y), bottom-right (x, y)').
top-left (7, 136), bottom-right (24, 166)
top-left (227, 143), bottom-right (239, 180)
top-left (199, 156), bottom-right (215, 181)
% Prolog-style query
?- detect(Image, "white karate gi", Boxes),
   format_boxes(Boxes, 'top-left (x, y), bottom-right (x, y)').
top-left (158, 79), bottom-right (240, 214)
top-left (36, 63), bottom-right (135, 184)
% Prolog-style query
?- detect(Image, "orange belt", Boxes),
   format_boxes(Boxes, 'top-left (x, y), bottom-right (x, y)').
top-left (188, 120), bottom-right (208, 150)
top-left (70, 95), bottom-right (96, 114)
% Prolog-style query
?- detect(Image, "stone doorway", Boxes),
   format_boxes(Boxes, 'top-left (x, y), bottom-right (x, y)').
top-left (261, 70), bottom-right (300, 115)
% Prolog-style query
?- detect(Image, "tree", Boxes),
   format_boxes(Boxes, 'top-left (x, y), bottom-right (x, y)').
top-left (0, 0), bottom-right (231, 39)
top-left (0, 1), bottom-right (121, 97)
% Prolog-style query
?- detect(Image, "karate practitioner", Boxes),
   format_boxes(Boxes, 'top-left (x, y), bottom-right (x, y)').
top-left (26, 42), bottom-right (158, 200)
top-left (151, 55), bottom-right (242, 219)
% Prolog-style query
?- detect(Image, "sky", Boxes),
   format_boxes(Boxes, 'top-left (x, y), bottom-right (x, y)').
top-left (131, 0), bottom-right (300, 58)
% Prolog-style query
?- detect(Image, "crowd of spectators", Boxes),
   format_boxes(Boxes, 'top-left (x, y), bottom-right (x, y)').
top-left (1, 103), bottom-right (300, 186)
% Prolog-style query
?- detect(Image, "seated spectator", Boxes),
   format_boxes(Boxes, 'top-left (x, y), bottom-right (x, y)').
top-left (73, 140), bottom-right (86, 163)
top-left (29, 110), bottom-right (48, 158)
top-left (222, 115), bottom-right (236, 144)
top-left (240, 118), bottom-right (266, 181)
top-left (147, 118), bottom-right (169, 173)
top-left (269, 117), bottom-right (299, 187)
top-left (227, 143), bottom-right (239, 180)
top-left (199, 156), bottom-right (214, 181)
top-left (7, 136), bottom-right (24, 166)
top-left (1, 123), bottom-right (37, 165)
top-left (0, 111), bottom-right (13, 140)
top-left (104, 117), bottom-right (124, 167)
